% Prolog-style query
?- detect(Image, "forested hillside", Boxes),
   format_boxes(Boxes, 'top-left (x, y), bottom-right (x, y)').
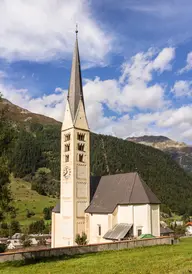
top-left (127, 135), bottom-right (192, 174)
top-left (1, 98), bottom-right (192, 216)
top-left (6, 122), bottom-right (192, 215)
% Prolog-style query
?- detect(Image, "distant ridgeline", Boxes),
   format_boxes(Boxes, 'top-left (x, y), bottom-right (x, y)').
top-left (6, 121), bottom-right (192, 216)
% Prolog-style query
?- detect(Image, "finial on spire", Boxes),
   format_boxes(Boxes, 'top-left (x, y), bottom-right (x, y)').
top-left (75, 23), bottom-right (78, 38)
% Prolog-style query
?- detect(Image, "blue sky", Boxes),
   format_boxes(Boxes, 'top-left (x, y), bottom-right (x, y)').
top-left (0, 0), bottom-right (192, 143)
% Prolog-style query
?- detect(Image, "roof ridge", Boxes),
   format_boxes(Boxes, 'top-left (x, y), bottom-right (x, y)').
top-left (101, 172), bottom-right (137, 178)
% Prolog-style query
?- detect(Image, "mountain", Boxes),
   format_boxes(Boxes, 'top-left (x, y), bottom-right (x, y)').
top-left (127, 135), bottom-right (192, 174)
top-left (0, 98), bottom-right (60, 125)
top-left (1, 98), bottom-right (192, 215)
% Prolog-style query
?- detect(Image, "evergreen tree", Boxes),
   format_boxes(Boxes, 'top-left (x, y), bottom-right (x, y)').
top-left (0, 94), bottom-right (15, 220)
top-left (11, 130), bottom-right (41, 177)
top-left (10, 220), bottom-right (21, 236)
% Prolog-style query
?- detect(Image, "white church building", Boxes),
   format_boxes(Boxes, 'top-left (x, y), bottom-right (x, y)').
top-left (51, 31), bottom-right (160, 248)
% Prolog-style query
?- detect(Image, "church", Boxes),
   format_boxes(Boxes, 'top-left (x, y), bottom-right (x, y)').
top-left (51, 31), bottom-right (160, 248)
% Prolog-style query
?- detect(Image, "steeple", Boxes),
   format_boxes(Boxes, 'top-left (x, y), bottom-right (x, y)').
top-left (67, 26), bottom-right (85, 121)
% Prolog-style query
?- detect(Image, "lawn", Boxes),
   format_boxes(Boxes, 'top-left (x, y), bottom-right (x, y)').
top-left (1, 238), bottom-right (192, 274)
top-left (8, 177), bottom-right (58, 226)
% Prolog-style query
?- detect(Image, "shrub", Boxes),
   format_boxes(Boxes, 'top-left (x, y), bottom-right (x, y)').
top-left (174, 225), bottom-right (186, 236)
top-left (38, 238), bottom-right (47, 246)
top-left (1, 222), bottom-right (8, 229)
top-left (10, 220), bottom-right (21, 235)
top-left (75, 232), bottom-right (88, 246)
top-left (0, 243), bottom-right (6, 253)
top-left (43, 207), bottom-right (53, 220)
top-left (26, 209), bottom-right (35, 218)
top-left (28, 220), bottom-right (45, 234)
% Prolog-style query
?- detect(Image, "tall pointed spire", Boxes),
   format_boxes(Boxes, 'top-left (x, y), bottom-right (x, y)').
top-left (67, 26), bottom-right (85, 121)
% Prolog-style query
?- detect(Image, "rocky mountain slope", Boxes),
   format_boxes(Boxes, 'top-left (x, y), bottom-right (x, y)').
top-left (127, 135), bottom-right (192, 174)
top-left (0, 98), bottom-right (60, 125)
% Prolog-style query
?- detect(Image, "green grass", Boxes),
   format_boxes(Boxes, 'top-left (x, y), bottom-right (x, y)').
top-left (8, 177), bottom-right (58, 225)
top-left (1, 238), bottom-right (192, 274)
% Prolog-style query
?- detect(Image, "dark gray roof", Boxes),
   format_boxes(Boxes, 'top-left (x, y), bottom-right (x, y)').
top-left (85, 172), bottom-right (160, 214)
top-left (104, 223), bottom-right (132, 240)
top-left (67, 37), bottom-right (85, 121)
top-left (160, 226), bottom-right (174, 235)
top-left (53, 172), bottom-right (160, 214)
top-left (52, 202), bottom-right (60, 213)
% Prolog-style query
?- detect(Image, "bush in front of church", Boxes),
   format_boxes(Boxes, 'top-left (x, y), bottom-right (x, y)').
top-left (75, 232), bottom-right (88, 245)
top-left (0, 243), bottom-right (7, 253)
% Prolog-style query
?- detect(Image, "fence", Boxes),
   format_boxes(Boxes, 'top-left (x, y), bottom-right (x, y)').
top-left (0, 236), bottom-right (175, 263)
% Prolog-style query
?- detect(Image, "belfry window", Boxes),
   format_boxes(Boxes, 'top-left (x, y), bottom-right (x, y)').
top-left (65, 144), bottom-right (70, 152)
top-left (78, 143), bottom-right (84, 151)
top-left (79, 154), bottom-right (83, 162)
top-left (77, 133), bottom-right (85, 141)
top-left (65, 155), bottom-right (69, 162)
top-left (65, 134), bottom-right (70, 142)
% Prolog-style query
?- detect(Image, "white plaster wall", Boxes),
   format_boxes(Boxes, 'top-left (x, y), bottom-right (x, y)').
top-left (115, 204), bottom-right (153, 236)
top-left (89, 214), bottom-right (111, 244)
top-left (133, 204), bottom-right (151, 236)
top-left (112, 207), bottom-right (118, 227)
top-left (151, 204), bottom-right (160, 236)
top-left (87, 204), bottom-right (160, 244)
top-left (117, 205), bottom-right (133, 224)
top-left (51, 213), bottom-right (74, 248)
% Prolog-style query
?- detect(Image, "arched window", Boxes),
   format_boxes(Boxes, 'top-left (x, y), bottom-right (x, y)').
top-left (79, 154), bottom-right (83, 162)
top-left (65, 155), bottom-right (69, 162)
top-left (65, 144), bottom-right (70, 152)
top-left (77, 133), bottom-right (85, 141)
top-left (78, 143), bottom-right (84, 151)
top-left (65, 134), bottom-right (70, 141)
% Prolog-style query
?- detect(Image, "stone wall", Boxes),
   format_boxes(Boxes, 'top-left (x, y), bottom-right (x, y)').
top-left (0, 236), bottom-right (174, 263)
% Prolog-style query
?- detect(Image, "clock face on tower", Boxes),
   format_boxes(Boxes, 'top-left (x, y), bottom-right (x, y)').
top-left (63, 166), bottom-right (71, 179)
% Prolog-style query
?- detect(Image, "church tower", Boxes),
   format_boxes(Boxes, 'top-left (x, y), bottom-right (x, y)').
top-left (51, 30), bottom-right (90, 247)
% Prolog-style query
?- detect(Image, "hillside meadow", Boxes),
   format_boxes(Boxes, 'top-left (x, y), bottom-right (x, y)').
top-left (1, 238), bottom-right (192, 274)
top-left (8, 177), bottom-right (58, 225)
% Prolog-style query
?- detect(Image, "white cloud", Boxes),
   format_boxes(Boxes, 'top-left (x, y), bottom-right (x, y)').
top-left (153, 48), bottom-right (175, 72)
top-left (2, 45), bottom-right (192, 143)
top-left (157, 106), bottom-right (192, 128)
top-left (172, 80), bottom-right (192, 97)
top-left (120, 47), bottom-right (175, 84)
top-left (0, 82), bottom-right (66, 121)
top-left (178, 52), bottom-right (192, 74)
top-left (0, 0), bottom-right (113, 65)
